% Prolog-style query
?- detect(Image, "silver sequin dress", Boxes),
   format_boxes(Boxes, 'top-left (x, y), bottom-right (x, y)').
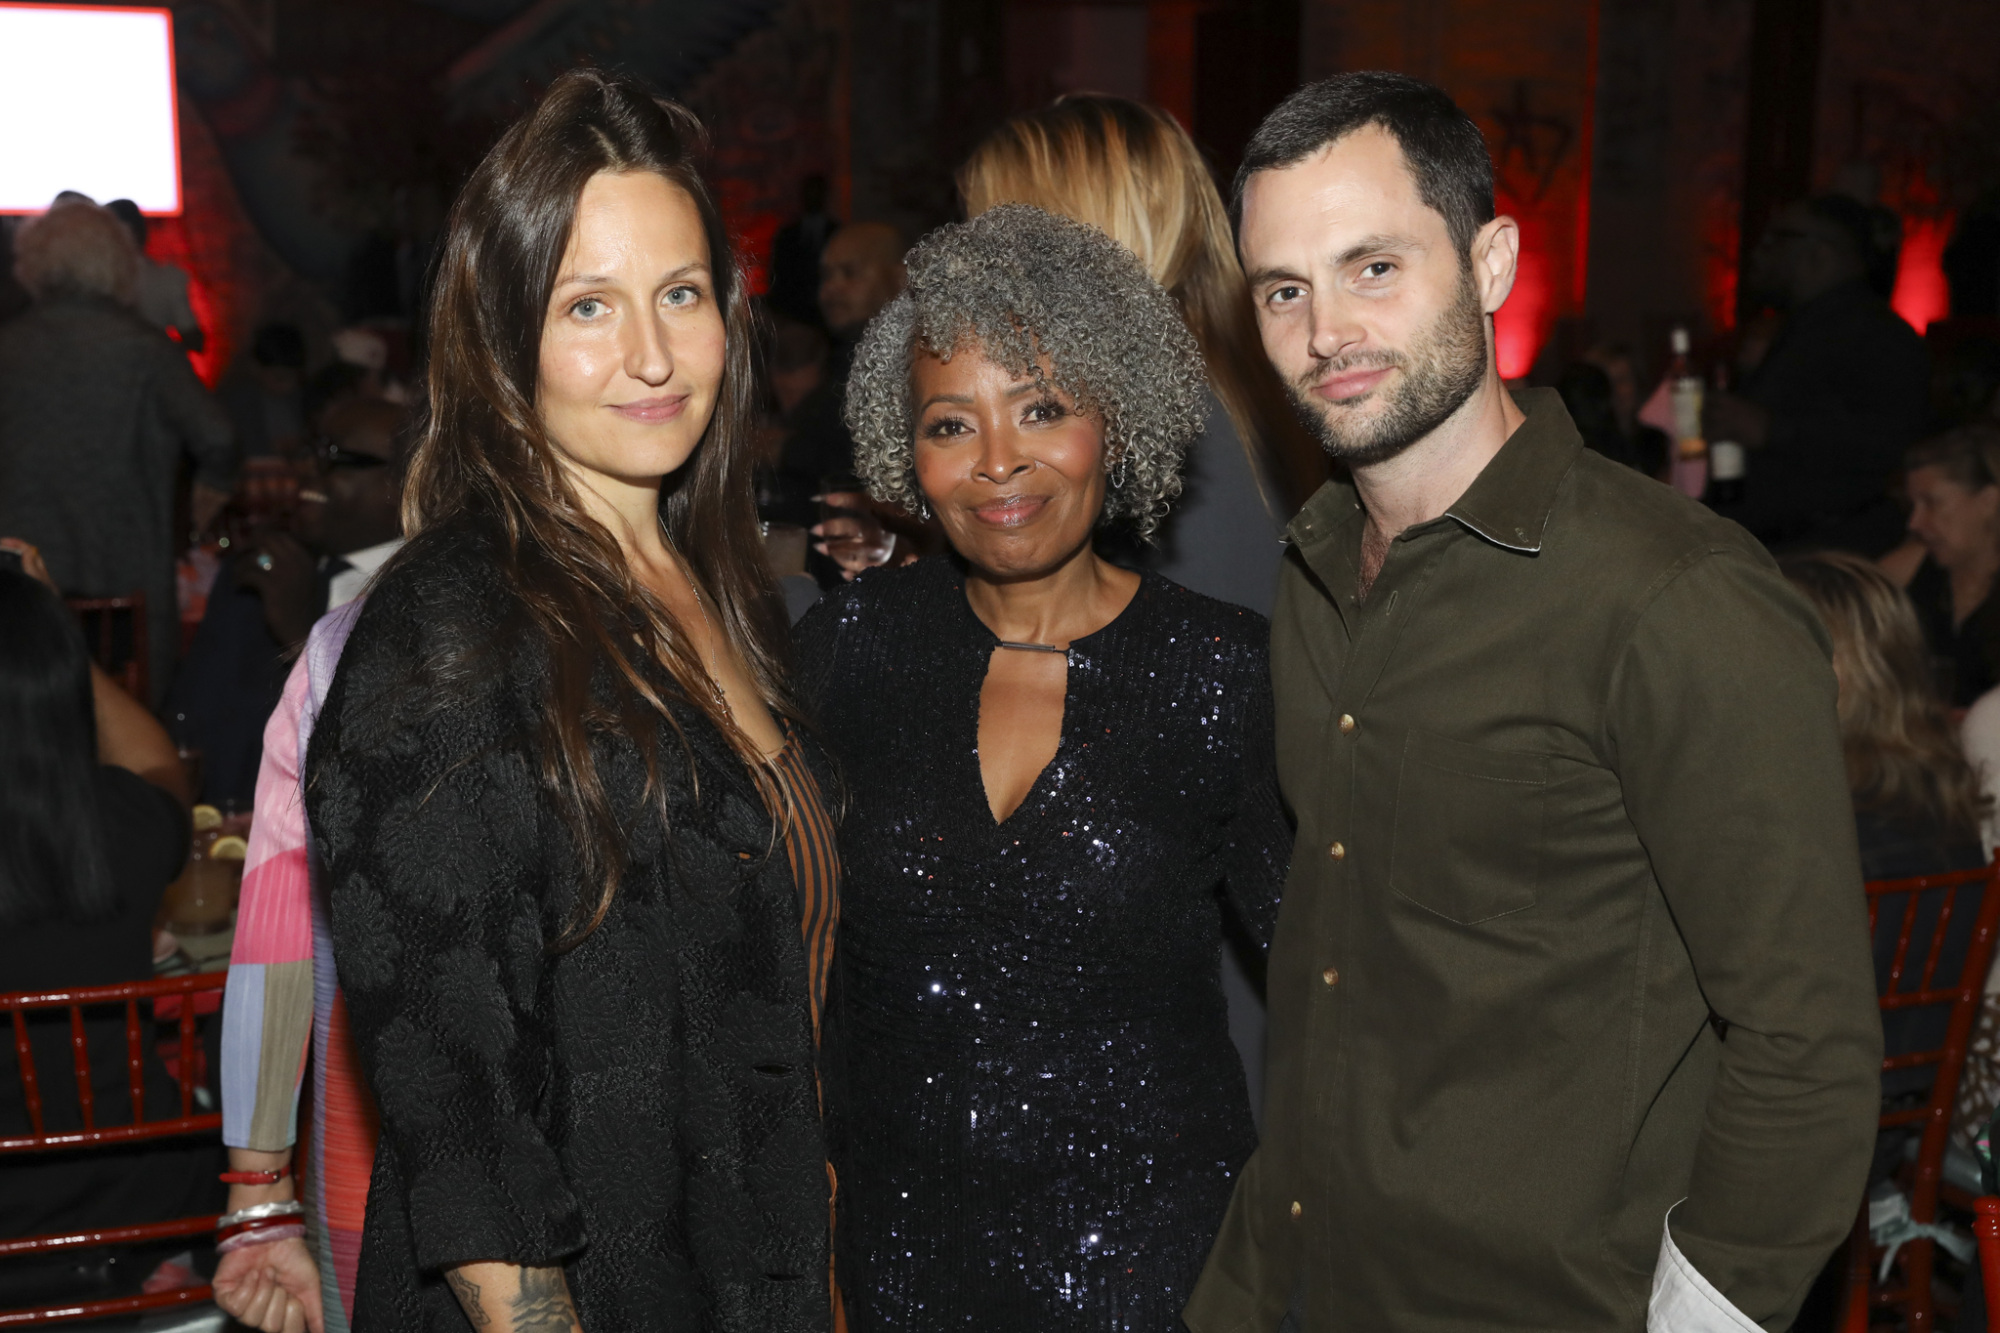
top-left (797, 557), bottom-right (1289, 1330)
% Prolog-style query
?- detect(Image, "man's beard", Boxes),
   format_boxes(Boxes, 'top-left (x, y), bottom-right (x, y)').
top-left (1286, 269), bottom-right (1489, 467)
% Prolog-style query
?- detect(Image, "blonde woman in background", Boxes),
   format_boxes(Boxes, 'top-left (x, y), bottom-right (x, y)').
top-left (956, 95), bottom-right (1324, 615)
top-left (1780, 553), bottom-right (1995, 1160)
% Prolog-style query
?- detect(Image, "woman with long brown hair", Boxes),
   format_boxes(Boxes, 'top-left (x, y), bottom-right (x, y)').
top-left (306, 70), bottom-right (833, 1333)
top-left (956, 94), bottom-right (1325, 612)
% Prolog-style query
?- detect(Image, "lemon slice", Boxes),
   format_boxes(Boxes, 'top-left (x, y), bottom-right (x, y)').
top-left (191, 804), bottom-right (223, 831)
top-left (209, 835), bottom-right (250, 861)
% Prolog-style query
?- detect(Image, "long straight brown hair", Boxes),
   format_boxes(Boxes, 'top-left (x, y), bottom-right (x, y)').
top-left (406, 67), bottom-right (792, 944)
top-left (958, 95), bottom-right (1327, 516)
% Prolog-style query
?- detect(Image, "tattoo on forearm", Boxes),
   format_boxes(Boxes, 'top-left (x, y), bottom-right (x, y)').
top-left (508, 1267), bottom-right (578, 1333)
top-left (445, 1272), bottom-right (491, 1327)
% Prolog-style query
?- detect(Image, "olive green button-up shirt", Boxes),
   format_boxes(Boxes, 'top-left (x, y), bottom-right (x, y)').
top-left (1186, 391), bottom-right (1881, 1332)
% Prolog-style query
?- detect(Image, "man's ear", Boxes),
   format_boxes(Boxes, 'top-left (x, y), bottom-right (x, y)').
top-left (1470, 215), bottom-right (1520, 316)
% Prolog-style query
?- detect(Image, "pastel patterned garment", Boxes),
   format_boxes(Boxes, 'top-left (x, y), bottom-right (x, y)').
top-left (219, 600), bottom-right (374, 1332)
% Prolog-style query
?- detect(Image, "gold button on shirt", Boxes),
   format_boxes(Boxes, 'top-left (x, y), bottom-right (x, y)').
top-left (1185, 388), bottom-right (1881, 1333)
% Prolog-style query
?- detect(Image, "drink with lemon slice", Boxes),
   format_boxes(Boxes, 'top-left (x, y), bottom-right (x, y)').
top-left (163, 805), bottom-right (250, 935)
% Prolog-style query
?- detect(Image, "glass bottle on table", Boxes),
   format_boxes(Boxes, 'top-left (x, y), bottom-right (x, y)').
top-left (1667, 327), bottom-right (1708, 499)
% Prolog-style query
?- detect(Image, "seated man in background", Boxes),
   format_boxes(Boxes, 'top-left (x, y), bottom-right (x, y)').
top-left (167, 400), bottom-right (407, 807)
top-left (1707, 194), bottom-right (1929, 555)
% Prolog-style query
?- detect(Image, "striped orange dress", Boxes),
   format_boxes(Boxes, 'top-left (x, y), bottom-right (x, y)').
top-left (770, 737), bottom-right (844, 1327)
top-left (772, 737), bottom-right (839, 1038)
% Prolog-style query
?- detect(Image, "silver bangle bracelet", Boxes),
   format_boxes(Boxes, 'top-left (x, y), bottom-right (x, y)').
top-left (217, 1200), bottom-right (305, 1229)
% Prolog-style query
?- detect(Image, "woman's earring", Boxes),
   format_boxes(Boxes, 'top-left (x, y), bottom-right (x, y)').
top-left (1109, 452), bottom-right (1127, 491)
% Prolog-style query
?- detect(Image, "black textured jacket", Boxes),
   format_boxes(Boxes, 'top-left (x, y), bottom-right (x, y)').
top-left (306, 520), bottom-right (829, 1332)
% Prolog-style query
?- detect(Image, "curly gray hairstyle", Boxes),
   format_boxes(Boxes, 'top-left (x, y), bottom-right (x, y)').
top-left (843, 203), bottom-right (1206, 539)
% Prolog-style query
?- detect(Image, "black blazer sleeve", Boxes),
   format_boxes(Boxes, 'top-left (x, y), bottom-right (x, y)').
top-left (309, 563), bottom-right (588, 1274)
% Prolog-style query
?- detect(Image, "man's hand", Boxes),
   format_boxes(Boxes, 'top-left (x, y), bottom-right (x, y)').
top-left (1702, 392), bottom-right (1770, 450)
top-left (237, 534), bottom-right (319, 646)
top-left (212, 1235), bottom-right (325, 1333)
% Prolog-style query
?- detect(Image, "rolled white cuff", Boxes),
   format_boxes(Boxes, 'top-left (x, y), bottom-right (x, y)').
top-left (1648, 1207), bottom-right (1762, 1333)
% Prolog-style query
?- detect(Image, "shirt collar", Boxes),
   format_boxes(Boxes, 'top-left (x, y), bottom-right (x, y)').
top-left (1284, 387), bottom-right (1583, 558)
top-left (336, 538), bottom-right (402, 578)
top-left (1441, 387), bottom-right (1582, 554)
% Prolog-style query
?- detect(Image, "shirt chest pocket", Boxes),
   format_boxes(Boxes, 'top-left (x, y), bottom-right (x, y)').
top-left (1388, 730), bottom-right (1548, 925)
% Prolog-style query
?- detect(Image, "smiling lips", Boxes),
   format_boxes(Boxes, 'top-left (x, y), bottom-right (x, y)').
top-left (971, 493), bottom-right (1050, 528)
top-left (1315, 365), bottom-right (1394, 403)
top-left (609, 394), bottom-right (690, 423)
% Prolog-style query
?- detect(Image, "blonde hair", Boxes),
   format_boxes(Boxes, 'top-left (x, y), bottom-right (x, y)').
top-left (1782, 551), bottom-right (1990, 839)
top-left (12, 200), bottom-right (139, 306)
top-left (959, 95), bottom-right (1324, 514)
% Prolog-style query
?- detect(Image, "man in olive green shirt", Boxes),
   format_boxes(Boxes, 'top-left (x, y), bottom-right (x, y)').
top-left (1186, 73), bottom-right (1881, 1332)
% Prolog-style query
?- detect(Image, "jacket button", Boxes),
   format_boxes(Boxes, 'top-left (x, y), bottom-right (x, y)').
top-left (1291, 1200), bottom-right (1303, 1219)
top-left (1328, 841), bottom-right (1346, 861)
top-left (1322, 967), bottom-right (1339, 986)
top-left (1338, 713), bottom-right (1355, 734)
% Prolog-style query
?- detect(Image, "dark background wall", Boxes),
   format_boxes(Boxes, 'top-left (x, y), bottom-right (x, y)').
top-left (16, 0), bottom-right (1995, 388)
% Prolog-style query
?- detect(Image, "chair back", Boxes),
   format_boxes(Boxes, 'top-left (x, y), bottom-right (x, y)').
top-left (1843, 858), bottom-right (2000, 1333)
top-left (1978, 1197), bottom-right (2000, 1324)
top-left (0, 972), bottom-right (226, 1326)
top-left (65, 593), bottom-right (148, 702)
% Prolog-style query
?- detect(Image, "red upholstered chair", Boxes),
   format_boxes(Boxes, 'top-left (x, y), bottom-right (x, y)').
top-left (1977, 1198), bottom-right (2000, 1324)
top-left (65, 594), bottom-right (148, 703)
top-left (1841, 860), bottom-right (2000, 1332)
top-left (0, 972), bottom-right (226, 1326)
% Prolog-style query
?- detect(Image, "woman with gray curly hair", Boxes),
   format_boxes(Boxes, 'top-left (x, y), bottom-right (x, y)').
top-left (797, 204), bottom-right (1289, 1329)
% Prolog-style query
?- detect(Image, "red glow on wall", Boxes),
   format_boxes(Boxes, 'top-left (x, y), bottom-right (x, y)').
top-left (144, 215), bottom-right (230, 387)
top-left (1702, 208), bottom-right (1740, 333)
top-left (1891, 214), bottom-right (1952, 335)
top-left (1495, 237), bottom-right (1551, 380)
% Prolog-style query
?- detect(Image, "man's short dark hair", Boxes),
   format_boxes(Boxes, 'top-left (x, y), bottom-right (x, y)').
top-left (1233, 71), bottom-right (1495, 256)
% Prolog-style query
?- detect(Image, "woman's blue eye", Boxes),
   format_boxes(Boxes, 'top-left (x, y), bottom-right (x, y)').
top-left (572, 297), bottom-right (605, 318)
top-left (665, 285), bottom-right (698, 308)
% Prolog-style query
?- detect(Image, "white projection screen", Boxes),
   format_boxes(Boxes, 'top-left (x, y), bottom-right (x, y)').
top-left (0, 4), bottom-right (180, 214)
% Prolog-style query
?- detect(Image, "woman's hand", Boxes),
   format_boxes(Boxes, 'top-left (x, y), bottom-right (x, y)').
top-left (210, 1148), bottom-right (324, 1333)
top-left (212, 1235), bottom-right (325, 1333)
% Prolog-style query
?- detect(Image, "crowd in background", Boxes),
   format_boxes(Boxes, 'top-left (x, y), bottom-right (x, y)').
top-left (4, 58), bottom-right (2000, 1333)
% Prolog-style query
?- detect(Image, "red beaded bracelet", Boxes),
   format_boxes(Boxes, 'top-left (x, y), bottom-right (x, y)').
top-left (219, 1165), bottom-right (292, 1185)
